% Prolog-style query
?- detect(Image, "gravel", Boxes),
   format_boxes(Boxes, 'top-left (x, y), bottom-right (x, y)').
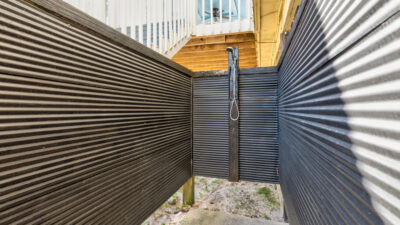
top-left (142, 177), bottom-right (283, 225)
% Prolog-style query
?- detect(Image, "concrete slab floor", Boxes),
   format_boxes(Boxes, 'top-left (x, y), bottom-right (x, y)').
top-left (179, 209), bottom-right (289, 225)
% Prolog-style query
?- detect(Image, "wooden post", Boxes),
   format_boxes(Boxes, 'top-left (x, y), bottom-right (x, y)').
top-left (183, 176), bottom-right (195, 206)
top-left (227, 47), bottom-right (239, 182)
top-left (277, 184), bottom-right (285, 219)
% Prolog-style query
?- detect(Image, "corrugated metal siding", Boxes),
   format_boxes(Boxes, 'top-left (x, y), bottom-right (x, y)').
top-left (239, 72), bottom-right (279, 183)
top-left (278, 0), bottom-right (400, 225)
top-left (193, 75), bottom-right (229, 178)
top-left (0, 1), bottom-right (191, 225)
top-left (193, 69), bottom-right (279, 182)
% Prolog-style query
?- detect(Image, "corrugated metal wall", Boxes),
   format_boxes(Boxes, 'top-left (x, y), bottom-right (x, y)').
top-left (3, 0), bottom-right (400, 224)
top-left (239, 69), bottom-right (279, 183)
top-left (193, 74), bottom-right (230, 179)
top-left (0, 1), bottom-right (192, 224)
top-left (278, 0), bottom-right (400, 224)
top-left (193, 69), bottom-right (279, 183)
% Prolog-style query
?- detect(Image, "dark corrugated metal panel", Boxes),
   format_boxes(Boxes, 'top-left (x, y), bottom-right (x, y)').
top-left (193, 75), bottom-right (229, 179)
top-left (278, 0), bottom-right (400, 225)
top-left (0, 1), bottom-right (191, 225)
top-left (239, 71), bottom-right (279, 183)
top-left (29, 0), bottom-right (192, 76)
top-left (193, 68), bottom-right (279, 182)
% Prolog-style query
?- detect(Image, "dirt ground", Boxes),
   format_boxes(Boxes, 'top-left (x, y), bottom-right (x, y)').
top-left (142, 177), bottom-right (284, 225)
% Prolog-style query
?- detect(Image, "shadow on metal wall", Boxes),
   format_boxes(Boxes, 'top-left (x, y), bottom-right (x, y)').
top-left (278, 0), bottom-right (393, 224)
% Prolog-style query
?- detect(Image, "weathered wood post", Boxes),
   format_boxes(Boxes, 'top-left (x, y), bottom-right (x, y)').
top-left (183, 177), bottom-right (195, 206)
top-left (183, 75), bottom-right (195, 207)
top-left (227, 47), bottom-right (239, 182)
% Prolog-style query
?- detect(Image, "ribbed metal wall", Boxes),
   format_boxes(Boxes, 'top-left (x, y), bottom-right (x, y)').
top-left (278, 0), bottom-right (400, 225)
top-left (193, 69), bottom-right (279, 182)
top-left (0, 1), bottom-right (191, 225)
top-left (193, 75), bottom-right (229, 178)
top-left (239, 70), bottom-right (279, 183)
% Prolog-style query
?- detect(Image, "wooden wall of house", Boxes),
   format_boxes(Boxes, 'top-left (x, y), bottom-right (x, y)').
top-left (172, 32), bottom-right (257, 72)
top-left (171, 0), bottom-right (301, 71)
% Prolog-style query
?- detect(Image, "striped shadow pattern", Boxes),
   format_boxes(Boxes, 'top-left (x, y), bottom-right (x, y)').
top-left (278, 0), bottom-right (400, 224)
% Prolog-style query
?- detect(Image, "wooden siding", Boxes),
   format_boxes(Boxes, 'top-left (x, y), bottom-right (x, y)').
top-left (172, 32), bottom-right (257, 71)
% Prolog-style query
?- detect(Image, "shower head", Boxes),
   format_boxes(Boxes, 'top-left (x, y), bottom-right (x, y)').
top-left (226, 47), bottom-right (234, 52)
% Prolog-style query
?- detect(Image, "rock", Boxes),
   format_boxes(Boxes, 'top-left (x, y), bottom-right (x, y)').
top-left (168, 199), bottom-right (177, 205)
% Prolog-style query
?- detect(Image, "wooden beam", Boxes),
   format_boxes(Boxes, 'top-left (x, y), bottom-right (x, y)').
top-left (182, 177), bottom-right (195, 206)
top-left (227, 47), bottom-right (239, 182)
top-left (193, 66), bottom-right (278, 78)
top-left (276, 184), bottom-right (287, 221)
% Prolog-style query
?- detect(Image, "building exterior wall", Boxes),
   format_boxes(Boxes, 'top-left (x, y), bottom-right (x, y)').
top-left (253, 0), bottom-right (301, 67)
top-left (0, 1), bottom-right (192, 224)
top-left (172, 32), bottom-right (257, 71)
top-left (278, 1), bottom-right (400, 224)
